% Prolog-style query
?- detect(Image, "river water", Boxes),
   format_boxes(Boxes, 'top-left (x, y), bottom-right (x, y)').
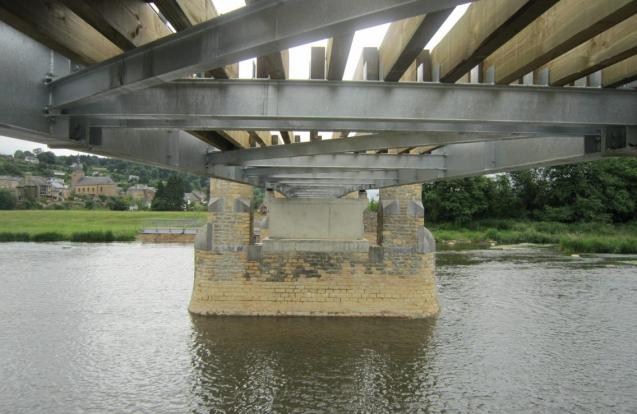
top-left (0, 243), bottom-right (636, 413)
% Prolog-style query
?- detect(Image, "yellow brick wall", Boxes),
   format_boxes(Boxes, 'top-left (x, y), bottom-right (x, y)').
top-left (190, 250), bottom-right (438, 318)
top-left (136, 233), bottom-right (195, 243)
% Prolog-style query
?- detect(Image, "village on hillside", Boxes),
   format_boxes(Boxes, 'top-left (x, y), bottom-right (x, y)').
top-left (0, 149), bottom-right (208, 211)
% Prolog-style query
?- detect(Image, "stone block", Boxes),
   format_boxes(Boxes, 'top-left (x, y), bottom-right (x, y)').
top-left (381, 199), bottom-right (399, 215)
top-left (208, 197), bottom-right (224, 212)
top-left (262, 239), bottom-right (369, 253)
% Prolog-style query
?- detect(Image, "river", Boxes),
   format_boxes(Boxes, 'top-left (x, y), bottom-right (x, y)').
top-left (1, 243), bottom-right (636, 413)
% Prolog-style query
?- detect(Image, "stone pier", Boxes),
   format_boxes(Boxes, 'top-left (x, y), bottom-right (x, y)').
top-left (189, 179), bottom-right (438, 318)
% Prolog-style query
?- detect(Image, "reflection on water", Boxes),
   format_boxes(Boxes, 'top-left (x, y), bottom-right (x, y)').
top-left (189, 317), bottom-right (435, 413)
top-left (1, 242), bottom-right (636, 413)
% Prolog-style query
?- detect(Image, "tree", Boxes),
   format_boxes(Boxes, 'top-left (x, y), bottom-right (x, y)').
top-left (108, 196), bottom-right (130, 211)
top-left (0, 189), bottom-right (17, 210)
top-left (36, 151), bottom-right (56, 164)
top-left (13, 150), bottom-right (24, 159)
top-left (151, 176), bottom-right (185, 211)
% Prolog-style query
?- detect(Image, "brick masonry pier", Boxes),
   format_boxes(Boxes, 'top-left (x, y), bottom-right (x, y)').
top-left (189, 179), bottom-right (438, 318)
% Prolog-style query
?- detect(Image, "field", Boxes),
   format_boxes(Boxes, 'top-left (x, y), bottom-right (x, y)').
top-left (0, 210), bottom-right (207, 242)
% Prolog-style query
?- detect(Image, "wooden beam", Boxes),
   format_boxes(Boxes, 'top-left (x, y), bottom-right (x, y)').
top-left (603, 55), bottom-right (637, 88)
top-left (431, 0), bottom-right (559, 83)
top-left (310, 46), bottom-right (326, 80)
top-left (189, 131), bottom-right (238, 151)
top-left (542, 14), bottom-right (637, 86)
top-left (152, 0), bottom-right (237, 79)
top-left (326, 32), bottom-right (354, 81)
top-left (381, 10), bottom-right (452, 82)
top-left (0, 0), bottom-right (121, 65)
top-left (57, 0), bottom-right (172, 50)
top-left (484, 0), bottom-right (637, 85)
top-left (152, 0), bottom-right (217, 31)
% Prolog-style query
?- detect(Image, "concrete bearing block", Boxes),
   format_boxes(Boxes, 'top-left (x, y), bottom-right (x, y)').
top-left (408, 200), bottom-right (425, 218)
top-left (247, 245), bottom-right (262, 261)
top-left (195, 223), bottom-right (213, 251)
top-left (234, 197), bottom-right (252, 213)
top-left (417, 227), bottom-right (436, 253)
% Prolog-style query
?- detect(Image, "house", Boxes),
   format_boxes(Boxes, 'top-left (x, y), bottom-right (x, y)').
top-left (0, 175), bottom-right (21, 194)
top-left (49, 178), bottom-right (69, 201)
top-left (16, 175), bottom-right (50, 200)
top-left (70, 164), bottom-right (118, 196)
top-left (24, 155), bottom-right (39, 164)
top-left (184, 190), bottom-right (207, 206)
top-left (127, 184), bottom-right (156, 207)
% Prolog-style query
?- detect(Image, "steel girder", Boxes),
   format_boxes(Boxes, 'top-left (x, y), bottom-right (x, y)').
top-left (61, 80), bottom-right (637, 133)
top-left (201, 135), bottom-right (602, 196)
top-left (49, 0), bottom-right (473, 108)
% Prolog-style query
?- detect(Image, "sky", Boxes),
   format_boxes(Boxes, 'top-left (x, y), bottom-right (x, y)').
top-left (0, 1), bottom-right (470, 155)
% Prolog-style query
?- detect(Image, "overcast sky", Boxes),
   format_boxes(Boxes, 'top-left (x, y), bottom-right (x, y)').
top-left (0, 1), bottom-right (470, 156)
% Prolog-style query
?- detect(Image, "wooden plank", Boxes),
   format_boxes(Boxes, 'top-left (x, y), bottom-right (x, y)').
top-left (310, 46), bottom-right (326, 79)
top-left (152, 0), bottom-right (217, 31)
top-left (326, 32), bottom-right (354, 81)
top-left (484, 0), bottom-right (637, 85)
top-left (381, 10), bottom-right (452, 82)
top-left (152, 0), bottom-right (237, 79)
top-left (57, 0), bottom-right (172, 50)
top-left (0, 0), bottom-right (121, 65)
top-left (431, 0), bottom-right (559, 83)
top-left (189, 131), bottom-right (238, 151)
top-left (603, 55), bottom-right (637, 88)
top-left (543, 14), bottom-right (637, 86)
top-left (402, 50), bottom-right (433, 81)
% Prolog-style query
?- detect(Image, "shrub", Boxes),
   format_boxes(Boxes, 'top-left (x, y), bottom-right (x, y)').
top-left (0, 189), bottom-right (17, 210)
top-left (0, 232), bottom-right (30, 242)
top-left (31, 232), bottom-right (64, 242)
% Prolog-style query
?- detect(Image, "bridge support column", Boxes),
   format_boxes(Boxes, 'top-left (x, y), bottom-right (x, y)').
top-left (190, 180), bottom-right (438, 318)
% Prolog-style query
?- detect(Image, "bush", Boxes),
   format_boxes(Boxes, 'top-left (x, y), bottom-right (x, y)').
top-left (0, 189), bottom-right (17, 210)
top-left (0, 232), bottom-right (30, 242)
top-left (31, 232), bottom-right (64, 242)
top-left (70, 231), bottom-right (135, 242)
top-left (108, 197), bottom-right (130, 211)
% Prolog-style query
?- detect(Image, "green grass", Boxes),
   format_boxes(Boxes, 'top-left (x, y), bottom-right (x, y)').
top-left (428, 219), bottom-right (637, 254)
top-left (0, 210), bottom-right (206, 242)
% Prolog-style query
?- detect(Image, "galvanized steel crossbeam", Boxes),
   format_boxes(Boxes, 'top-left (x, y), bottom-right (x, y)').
top-left (49, 0), bottom-right (473, 108)
top-left (61, 80), bottom-right (637, 133)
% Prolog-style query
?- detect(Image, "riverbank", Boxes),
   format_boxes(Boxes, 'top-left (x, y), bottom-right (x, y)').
top-left (0, 210), bottom-right (206, 242)
top-left (1, 211), bottom-right (636, 254)
top-left (429, 220), bottom-right (637, 254)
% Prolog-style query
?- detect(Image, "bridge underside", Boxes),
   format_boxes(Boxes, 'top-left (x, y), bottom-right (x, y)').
top-left (1, 0), bottom-right (636, 317)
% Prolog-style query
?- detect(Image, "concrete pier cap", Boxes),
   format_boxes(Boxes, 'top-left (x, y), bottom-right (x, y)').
top-left (190, 179), bottom-right (438, 318)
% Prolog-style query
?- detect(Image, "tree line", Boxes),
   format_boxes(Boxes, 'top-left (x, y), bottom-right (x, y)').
top-left (422, 158), bottom-right (637, 224)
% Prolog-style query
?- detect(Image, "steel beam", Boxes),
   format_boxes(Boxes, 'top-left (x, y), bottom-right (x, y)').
top-left (240, 153), bottom-right (446, 170)
top-left (206, 131), bottom-right (537, 164)
top-left (50, 0), bottom-right (473, 107)
top-left (64, 80), bottom-right (637, 131)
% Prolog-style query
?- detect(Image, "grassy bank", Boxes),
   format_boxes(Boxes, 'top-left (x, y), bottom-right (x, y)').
top-left (0, 210), bottom-right (207, 242)
top-left (428, 220), bottom-right (637, 254)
